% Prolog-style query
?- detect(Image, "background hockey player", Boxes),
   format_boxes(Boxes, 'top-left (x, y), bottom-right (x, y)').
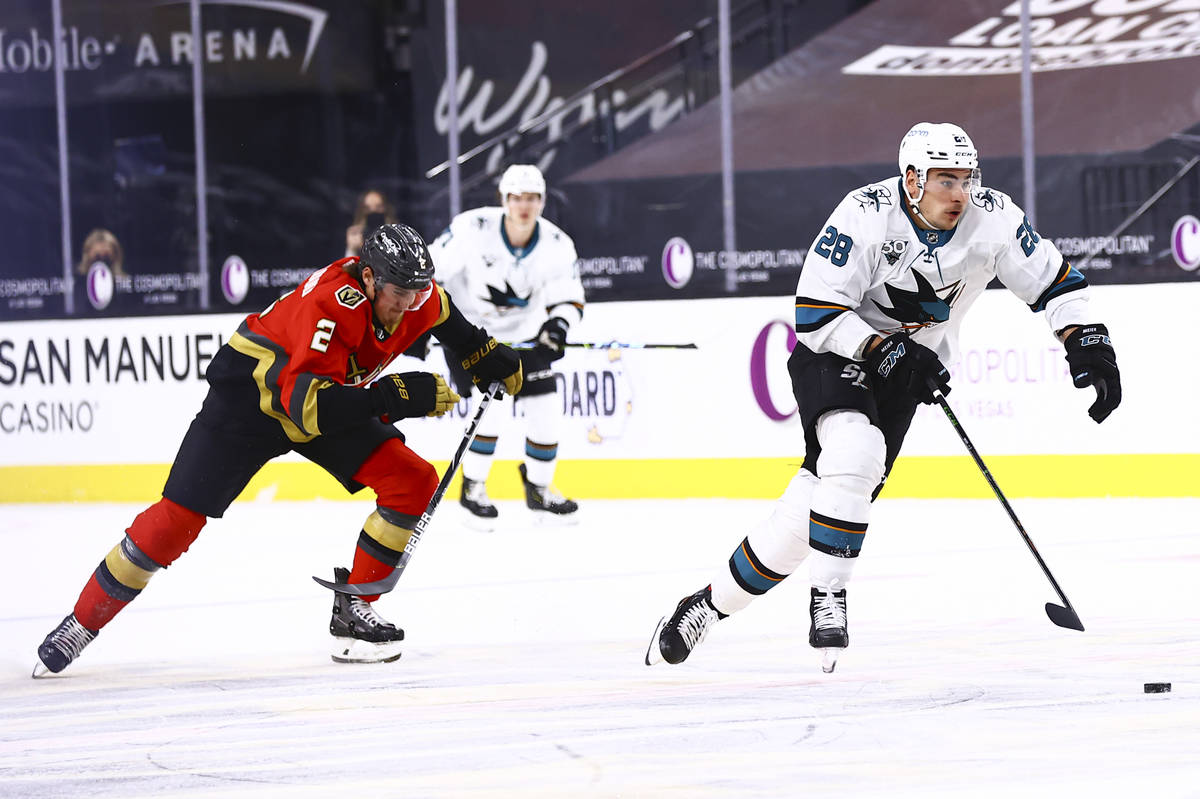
top-left (428, 164), bottom-right (586, 524)
top-left (646, 122), bottom-right (1122, 671)
top-left (34, 224), bottom-right (523, 675)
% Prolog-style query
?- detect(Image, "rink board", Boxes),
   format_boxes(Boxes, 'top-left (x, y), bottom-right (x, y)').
top-left (1, 284), bottom-right (1194, 501)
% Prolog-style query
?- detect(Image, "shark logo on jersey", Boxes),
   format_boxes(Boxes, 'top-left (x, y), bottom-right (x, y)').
top-left (854, 185), bottom-right (892, 212)
top-left (972, 189), bottom-right (1004, 212)
top-left (485, 281), bottom-right (530, 309)
top-left (872, 270), bottom-right (963, 328)
top-left (881, 240), bottom-right (908, 265)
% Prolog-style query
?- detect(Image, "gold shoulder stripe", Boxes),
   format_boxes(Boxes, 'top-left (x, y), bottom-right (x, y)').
top-left (434, 285), bottom-right (451, 326)
top-left (228, 330), bottom-right (317, 444)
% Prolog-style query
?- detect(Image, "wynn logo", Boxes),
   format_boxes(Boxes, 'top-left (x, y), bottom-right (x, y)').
top-left (433, 41), bottom-right (687, 174)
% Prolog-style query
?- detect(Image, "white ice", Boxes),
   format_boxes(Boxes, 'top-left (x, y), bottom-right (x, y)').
top-left (2, 496), bottom-right (1198, 798)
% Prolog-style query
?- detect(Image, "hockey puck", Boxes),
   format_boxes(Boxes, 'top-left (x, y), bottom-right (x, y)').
top-left (1144, 682), bottom-right (1171, 693)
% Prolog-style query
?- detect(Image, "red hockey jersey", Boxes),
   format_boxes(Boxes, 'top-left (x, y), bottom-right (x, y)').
top-left (224, 258), bottom-right (450, 443)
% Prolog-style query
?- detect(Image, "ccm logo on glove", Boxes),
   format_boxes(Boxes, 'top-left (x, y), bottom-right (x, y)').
top-left (864, 332), bottom-right (951, 405)
top-left (1063, 323), bottom-right (1121, 423)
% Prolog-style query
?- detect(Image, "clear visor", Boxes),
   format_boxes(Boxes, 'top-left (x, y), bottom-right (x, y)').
top-left (921, 167), bottom-right (981, 194)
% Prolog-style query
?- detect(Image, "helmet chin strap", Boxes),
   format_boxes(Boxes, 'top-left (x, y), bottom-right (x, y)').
top-left (904, 172), bottom-right (943, 231)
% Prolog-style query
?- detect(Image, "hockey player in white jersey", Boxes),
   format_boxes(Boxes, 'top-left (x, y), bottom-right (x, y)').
top-left (646, 122), bottom-right (1121, 671)
top-left (430, 164), bottom-right (586, 523)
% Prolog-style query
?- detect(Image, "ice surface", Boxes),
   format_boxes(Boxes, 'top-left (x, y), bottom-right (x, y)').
top-left (2, 497), bottom-right (1198, 797)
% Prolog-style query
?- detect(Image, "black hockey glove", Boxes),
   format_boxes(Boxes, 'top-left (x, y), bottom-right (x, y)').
top-left (534, 317), bottom-right (570, 362)
top-left (461, 337), bottom-right (524, 396)
top-left (1063, 323), bottom-right (1121, 423)
top-left (370, 372), bottom-right (460, 420)
top-left (864, 332), bottom-right (951, 404)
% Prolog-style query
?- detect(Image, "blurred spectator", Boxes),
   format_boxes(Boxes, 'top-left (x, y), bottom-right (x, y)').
top-left (345, 189), bottom-right (397, 257)
top-left (76, 228), bottom-right (128, 277)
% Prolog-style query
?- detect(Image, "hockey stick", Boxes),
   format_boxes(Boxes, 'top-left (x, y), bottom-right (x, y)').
top-left (312, 381), bottom-right (502, 597)
top-left (929, 384), bottom-right (1085, 632)
top-left (432, 338), bottom-right (700, 347)
top-left (512, 341), bottom-right (696, 350)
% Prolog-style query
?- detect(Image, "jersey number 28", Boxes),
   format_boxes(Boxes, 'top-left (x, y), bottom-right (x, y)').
top-left (815, 225), bottom-right (854, 267)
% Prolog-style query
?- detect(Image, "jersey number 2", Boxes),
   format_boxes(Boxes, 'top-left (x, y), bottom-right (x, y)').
top-left (815, 225), bottom-right (854, 267)
top-left (311, 319), bottom-right (336, 352)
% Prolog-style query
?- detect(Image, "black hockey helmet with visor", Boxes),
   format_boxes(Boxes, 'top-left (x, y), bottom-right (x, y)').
top-left (360, 223), bottom-right (435, 290)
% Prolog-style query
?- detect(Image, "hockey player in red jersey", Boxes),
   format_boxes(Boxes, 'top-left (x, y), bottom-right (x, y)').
top-left (33, 224), bottom-right (524, 675)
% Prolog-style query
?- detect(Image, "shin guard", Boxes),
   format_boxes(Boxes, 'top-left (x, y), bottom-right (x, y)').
top-left (74, 497), bottom-right (206, 630)
top-left (349, 439), bottom-right (436, 600)
top-left (807, 411), bottom-right (885, 590)
top-left (710, 469), bottom-right (818, 614)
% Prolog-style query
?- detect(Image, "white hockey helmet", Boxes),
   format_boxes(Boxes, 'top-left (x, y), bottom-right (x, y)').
top-left (898, 122), bottom-right (980, 229)
top-left (498, 164), bottom-right (546, 198)
top-left (898, 122), bottom-right (979, 183)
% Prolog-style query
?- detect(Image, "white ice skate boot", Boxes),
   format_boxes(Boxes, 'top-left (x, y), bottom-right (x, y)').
top-left (329, 568), bottom-right (404, 663)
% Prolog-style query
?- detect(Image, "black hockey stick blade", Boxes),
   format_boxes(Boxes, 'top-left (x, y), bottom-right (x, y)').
top-left (1045, 602), bottom-right (1085, 632)
top-left (312, 572), bottom-right (399, 596)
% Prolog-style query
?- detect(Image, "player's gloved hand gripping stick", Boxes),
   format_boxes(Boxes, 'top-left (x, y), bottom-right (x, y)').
top-left (313, 381), bottom-right (503, 597)
top-left (927, 378), bottom-right (1085, 632)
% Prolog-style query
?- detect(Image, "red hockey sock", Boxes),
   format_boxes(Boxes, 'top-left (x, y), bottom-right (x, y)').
top-left (73, 497), bottom-right (206, 631)
top-left (349, 548), bottom-right (393, 603)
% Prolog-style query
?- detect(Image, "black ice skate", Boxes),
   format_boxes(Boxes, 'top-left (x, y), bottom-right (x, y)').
top-left (645, 586), bottom-right (725, 666)
top-left (809, 586), bottom-right (849, 673)
top-left (33, 613), bottom-right (98, 678)
top-left (519, 463), bottom-right (578, 517)
top-left (329, 567), bottom-right (404, 664)
top-left (460, 476), bottom-right (500, 527)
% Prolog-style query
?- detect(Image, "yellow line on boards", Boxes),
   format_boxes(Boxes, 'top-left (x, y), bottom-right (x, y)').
top-left (1, 454), bottom-right (1196, 503)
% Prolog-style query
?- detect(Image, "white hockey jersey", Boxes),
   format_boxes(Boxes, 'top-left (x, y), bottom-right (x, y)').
top-left (429, 207), bottom-right (584, 342)
top-left (795, 178), bottom-right (1092, 363)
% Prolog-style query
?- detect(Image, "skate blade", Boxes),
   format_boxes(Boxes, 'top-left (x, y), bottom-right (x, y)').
top-left (331, 637), bottom-right (403, 664)
top-left (644, 616), bottom-right (667, 666)
top-left (462, 513), bottom-right (498, 532)
top-left (820, 648), bottom-right (841, 674)
top-left (529, 510), bottom-right (580, 527)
